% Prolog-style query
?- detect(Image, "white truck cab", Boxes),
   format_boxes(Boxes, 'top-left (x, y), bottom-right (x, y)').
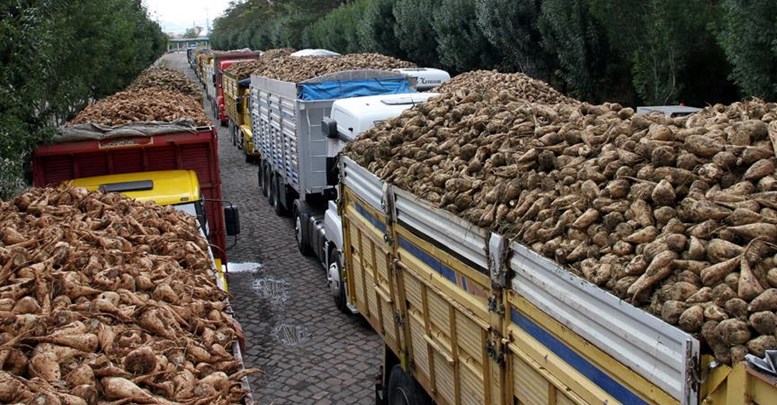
top-left (636, 105), bottom-right (701, 117)
top-left (325, 92), bottom-right (438, 156)
top-left (321, 92), bottom-right (438, 313)
top-left (291, 49), bottom-right (341, 57)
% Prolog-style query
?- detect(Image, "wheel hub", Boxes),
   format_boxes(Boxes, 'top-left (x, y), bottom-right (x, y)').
top-left (295, 215), bottom-right (302, 246)
top-left (327, 262), bottom-right (340, 298)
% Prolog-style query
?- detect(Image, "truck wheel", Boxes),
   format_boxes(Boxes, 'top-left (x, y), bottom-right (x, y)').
top-left (272, 177), bottom-right (287, 216)
top-left (269, 173), bottom-right (278, 208)
top-left (293, 202), bottom-right (313, 256)
top-left (220, 119), bottom-right (227, 127)
top-left (262, 164), bottom-right (272, 199)
top-left (328, 251), bottom-right (348, 314)
top-left (257, 164), bottom-right (263, 190)
top-left (387, 365), bottom-right (432, 405)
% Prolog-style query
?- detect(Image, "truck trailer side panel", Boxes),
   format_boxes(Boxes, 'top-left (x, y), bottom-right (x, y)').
top-left (250, 70), bottom-right (418, 206)
top-left (334, 156), bottom-right (777, 405)
top-left (341, 158), bottom-right (504, 405)
top-left (32, 128), bottom-right (228, 263)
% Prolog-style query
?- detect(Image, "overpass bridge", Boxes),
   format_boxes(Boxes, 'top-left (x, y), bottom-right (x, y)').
top-left (167, 37), bottom-right (209, 52)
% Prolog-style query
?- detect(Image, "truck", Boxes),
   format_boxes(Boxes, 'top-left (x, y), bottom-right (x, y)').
top-left (32, 123), bottom-right (239, 266)
top-left (322, 98), bottom-right (777, 404)
top-left (249, 69), bottom-right (423, 266)
top-left (223, 71), bottom-right (259, 162)
top-left (337, 154), bottom-right (777, 405)
top-left (205, 51), bottom-right (261, 126)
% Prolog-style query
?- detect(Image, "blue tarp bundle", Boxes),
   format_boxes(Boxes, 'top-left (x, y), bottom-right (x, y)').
top-left (298, 78), bottom-right (415, 101)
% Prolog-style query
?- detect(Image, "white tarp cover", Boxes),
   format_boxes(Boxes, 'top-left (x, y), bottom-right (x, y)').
top-left (54, 120), bottom-right (202, 142)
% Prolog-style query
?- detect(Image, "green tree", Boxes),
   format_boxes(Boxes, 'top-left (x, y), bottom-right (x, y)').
top-left (306, 1), bottom-right (368, 53)
top-left (717, 0), bottom-right (777, 99)
top-left (588, 0), bottom-right (725, 105)
top-left (475, 0), bottom-right (550, 78)
top-left (183, 26), bottom-right (203, 38)
top-left (433, 0), bottom-right (502, 72)
top-left (393, 0), bottom-right (440, 66)
top-left (357, 0), bottom-right (405, 58)
top-left (538, 0), bottom-right (613, 102)
top-left (0, 0), bottom-right (166, 198)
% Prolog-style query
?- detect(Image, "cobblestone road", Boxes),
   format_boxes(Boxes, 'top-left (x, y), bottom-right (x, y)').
top-left (163, 53), bottom-right (382, 405)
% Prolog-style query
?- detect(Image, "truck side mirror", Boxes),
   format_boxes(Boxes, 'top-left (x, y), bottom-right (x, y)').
top-left (322, 117), bottom-right (338, 139)
top-left (224, 206), bottom-right (240, 236)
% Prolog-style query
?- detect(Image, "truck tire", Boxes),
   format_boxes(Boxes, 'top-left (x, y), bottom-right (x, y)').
top-left (269, 173), bottom-right (278, 208)
top-left (262, 163), bottom-right (272, 199)
top-left (293, 201), bottom-right (313, 256)
top-left (328, 251), bottom-right (348, 314)
top-left (387, 365), bottom-right (431, 405)
top-left (273, 178), bottom-right (287, 216)
top-left (257, 163), bottom-right (264, 190)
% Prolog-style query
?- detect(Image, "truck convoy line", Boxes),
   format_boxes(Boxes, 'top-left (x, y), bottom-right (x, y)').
top-left (191, 48), bottom-right (777, 404)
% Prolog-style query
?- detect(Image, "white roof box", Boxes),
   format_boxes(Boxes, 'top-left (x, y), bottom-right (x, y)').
top-left (393, 68), bottom-right (451, 90)
top-left (636, 105), bottom-right (701, 118)
top-left (331, 93), bottom-right (438, 140)
top-left (291, 49), bottom-right (341, 57)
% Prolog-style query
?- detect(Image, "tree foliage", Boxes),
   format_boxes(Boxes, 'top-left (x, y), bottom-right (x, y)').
top-left (538, 0), bottom-right (608, 101)
top-left (392, 0), bottom-right (440, 67)
top-left (433, 0), bottom-right (502, 72)
top-left (475, 0), bottom-right (549, 78)
top-left (0, 0), bottom-right (166, 198)
top-left (303, 1), bottom-right (368, 53)
top-left (717, 0), bottom-right (777, 100)
top-left (357, 0), bottom-right (404, 57)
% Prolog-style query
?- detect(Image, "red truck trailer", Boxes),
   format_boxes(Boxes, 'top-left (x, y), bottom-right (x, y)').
top-left (206, 51), bottom-right (261, 126)
top-left (32, 125), bottom-right (233, 264)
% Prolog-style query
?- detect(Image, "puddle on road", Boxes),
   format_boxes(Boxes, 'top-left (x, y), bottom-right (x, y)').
top-left (226, 262), bottom-right (263, 273)
top-left (272, 324), bottom-right (312, 346)
top-left (252, 278), bottom-right (290, 303)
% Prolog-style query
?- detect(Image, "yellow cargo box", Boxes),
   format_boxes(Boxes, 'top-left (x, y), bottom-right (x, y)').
top-left (339, 156), bottom-right (777, 405)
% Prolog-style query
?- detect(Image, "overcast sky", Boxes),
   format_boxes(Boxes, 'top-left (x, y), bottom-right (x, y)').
top-left (144, 0), bottom-right (232, 35)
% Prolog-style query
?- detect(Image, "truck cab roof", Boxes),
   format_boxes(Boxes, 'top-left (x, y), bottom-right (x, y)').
top-left (291, 49), bottom-right (341, 57)
top-left (330, 93), bottom-right (438, 140)
top-left (636, 105), bottom-right (702, 117)
top-left (392, 68), bottom-right (451, 91)
top-left (65, 170), bottom-right (200, 206)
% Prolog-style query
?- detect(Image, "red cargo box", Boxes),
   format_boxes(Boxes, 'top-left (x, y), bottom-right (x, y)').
top-left (32, 126), bottom-right (229, 263)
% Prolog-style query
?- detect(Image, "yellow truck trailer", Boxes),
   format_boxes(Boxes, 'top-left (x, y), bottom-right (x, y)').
top-left (223, 71), bottom-right (259, 163)
top-left (337, 156), bottom-right (777, 405)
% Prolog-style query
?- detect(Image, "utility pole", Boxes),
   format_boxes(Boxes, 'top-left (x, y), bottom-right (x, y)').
top-left (205, 7), bottom-right (210, 36)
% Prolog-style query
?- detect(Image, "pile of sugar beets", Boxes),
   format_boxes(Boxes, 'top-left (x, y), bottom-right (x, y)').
top-left (0, 187), bottom-right (255, 404)
top-left (67, 88), bottom-right (210, 128)
top-left (69, 66), bottom-right (209, 128)
top-left (345, 71), bottom-right (777, 364)
top-left (248, 53), bottom-right (415, 83)
top-left (127, 67), bottom-right (204, 103)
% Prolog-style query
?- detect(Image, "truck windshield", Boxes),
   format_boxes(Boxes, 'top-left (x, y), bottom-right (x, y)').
top-left (172, 200), bottom-right (208, 237)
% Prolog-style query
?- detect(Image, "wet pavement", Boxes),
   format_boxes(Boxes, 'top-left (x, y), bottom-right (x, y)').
top-left (162, 52), bottom-right (382, 405)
